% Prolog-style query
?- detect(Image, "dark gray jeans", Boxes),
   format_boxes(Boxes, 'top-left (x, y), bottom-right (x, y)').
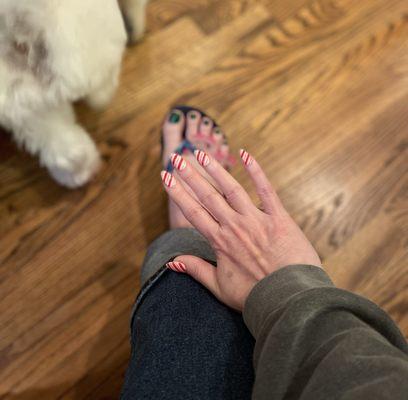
top-left (120, 229), bottom-right (255, 400)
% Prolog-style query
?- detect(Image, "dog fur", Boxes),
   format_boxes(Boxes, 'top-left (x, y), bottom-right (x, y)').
top-left (0, 0), bottom-right (148, 188)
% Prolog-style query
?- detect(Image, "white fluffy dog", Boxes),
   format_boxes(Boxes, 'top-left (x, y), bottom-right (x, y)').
top-left (0, 0), bottom-right (148, 188)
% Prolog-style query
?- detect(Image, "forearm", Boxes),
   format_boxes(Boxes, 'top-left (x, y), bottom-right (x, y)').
top-left (243, 265), bottom-right (408, 400)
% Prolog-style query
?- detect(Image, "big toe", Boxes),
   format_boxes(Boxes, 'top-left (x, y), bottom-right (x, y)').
top-left (162, 109), bottom-right (185, 167)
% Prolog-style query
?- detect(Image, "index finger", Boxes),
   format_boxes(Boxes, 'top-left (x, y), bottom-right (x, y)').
top-left (161, 171), bottom-right (219, 241)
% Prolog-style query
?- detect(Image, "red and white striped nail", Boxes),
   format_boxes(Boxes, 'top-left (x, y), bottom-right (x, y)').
top-left (240, 149), bottom-right (253, 166)
top-left (161, 171), bottom-right (176, 188)
top-left (194, 150), bottom-right (210, 167)
top-left (166, 261), bottom-right (187, 273)
top-left (170, 153), bottom-right (186, 171)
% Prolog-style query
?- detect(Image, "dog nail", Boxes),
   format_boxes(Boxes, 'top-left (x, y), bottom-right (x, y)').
top-left (161, 171), bottom-right (176, 188)
top-left (170, 153), bottom-right (186, 171)
top-left (194, 150), bottom-right (210, 167)
top-left (166, 261), bottom-right (187, 273)
top-left (239, 149), bottom-right (253, 166)
top-left (168, 111), bottom-right (181, 123)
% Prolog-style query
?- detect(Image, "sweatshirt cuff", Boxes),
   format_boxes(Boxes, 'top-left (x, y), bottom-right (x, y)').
top-left (243, 265), bottom-right (334, 338)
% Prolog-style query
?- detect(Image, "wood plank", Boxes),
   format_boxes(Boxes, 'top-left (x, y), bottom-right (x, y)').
top-left (0, 0), bottom-right (407, 398)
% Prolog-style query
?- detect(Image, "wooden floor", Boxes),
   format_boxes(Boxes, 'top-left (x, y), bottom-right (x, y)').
top-left (1, 0), bottom-right (407, 398)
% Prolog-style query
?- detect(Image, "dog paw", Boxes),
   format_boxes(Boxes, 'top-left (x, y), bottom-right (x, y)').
top-left (44, 133), bottom-right (101, 189)
top-left (86, 80), bottom-right (118, 111)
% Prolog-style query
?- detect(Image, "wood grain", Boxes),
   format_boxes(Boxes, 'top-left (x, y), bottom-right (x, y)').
top-left (1, 0), bottom-right (407, 398)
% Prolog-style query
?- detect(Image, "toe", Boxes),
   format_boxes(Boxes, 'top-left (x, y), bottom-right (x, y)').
top-left (185, 110), bottom-right (201, 141)
top-left (163, 109), bottom-right (185, 131)
top-left (206, 126), bottom-right (223, 157)
top-left (211, 126), bottom-right (224, 147)
top-left (199, 116), bottom-right (213, 140)
top-left (217, 142), bottom-right (230, 167)
top-left (162, 109), bottom-right (185, 166)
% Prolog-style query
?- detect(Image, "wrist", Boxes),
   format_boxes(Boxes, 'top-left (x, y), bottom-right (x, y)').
top-left (243, 265), bottom-right (332, 338)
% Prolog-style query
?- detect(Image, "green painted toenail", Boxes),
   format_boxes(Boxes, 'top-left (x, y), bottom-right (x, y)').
top-left (190, 113), bottom-right (197, 119)
top-left (169, 112), bottom-right (181, 123)
top-left (203, 119), bottom-right (210, 125)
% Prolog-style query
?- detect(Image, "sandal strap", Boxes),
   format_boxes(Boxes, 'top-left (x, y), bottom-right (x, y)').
top-left (166, 140), bottom-right (197, 172)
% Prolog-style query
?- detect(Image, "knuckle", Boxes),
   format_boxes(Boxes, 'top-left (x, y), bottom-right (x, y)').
top-left (257, 183), bottom-right (274, 198)
top-left (201, 190), bottom-right (219, 205)
top-left (185, 206), bottom-right (202, 220)
top-left (225, 185), bottom-right (243, 202)
top-left (189, 262), bottom-right (200, 278)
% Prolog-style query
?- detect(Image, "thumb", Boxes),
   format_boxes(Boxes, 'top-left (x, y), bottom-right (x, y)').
top-left (167, 255), bottom-right (219, 297)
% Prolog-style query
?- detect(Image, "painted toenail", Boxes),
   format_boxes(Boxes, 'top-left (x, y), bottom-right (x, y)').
top-left (189, 113), bottom-right (197, 119)
top-left (203, 119), bottom-right (210, 125)
top-left (170, 153), bottom-right (186, 171)
top-left (214, 128), bottom-right (222, 135)
top-left (169, 112), bottom-right (181, 123)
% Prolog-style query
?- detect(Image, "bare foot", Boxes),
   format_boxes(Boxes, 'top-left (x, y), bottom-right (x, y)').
top-left (162, 108), bottom-right (231, 229)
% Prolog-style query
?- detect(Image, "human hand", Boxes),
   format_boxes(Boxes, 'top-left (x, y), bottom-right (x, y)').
top-left (161, 150), bottom-right (322, 311)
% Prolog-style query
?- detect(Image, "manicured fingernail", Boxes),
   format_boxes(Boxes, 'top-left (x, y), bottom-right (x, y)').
top-left (194, 150), bottom-right (210, 167)
top-left (161, 171), bottom-right (176, 188)
top-left (166, 261), bottom-right (187, 273)
top-left (170, 153), bottom-right (186, 171)
top-left (240, 149), bottom-right (253, 166)
top-left (168, 111), bottom-right (181, 123)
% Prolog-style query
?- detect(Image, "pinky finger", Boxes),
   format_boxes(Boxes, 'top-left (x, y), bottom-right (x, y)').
top-left (239, 150), bottom-right (284, 216)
